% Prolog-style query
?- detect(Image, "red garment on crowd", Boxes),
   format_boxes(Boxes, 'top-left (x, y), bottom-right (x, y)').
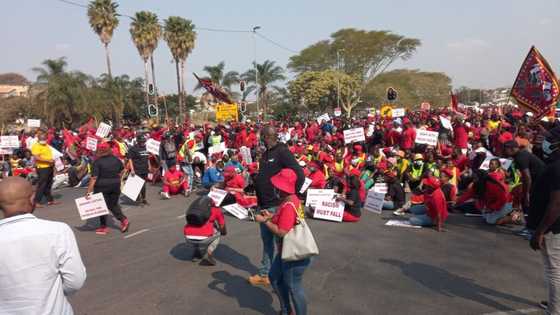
top-left (162, 168), bottom-right (188, 194)
top-left (453, 123), bottom-right (469, 149)
top-left (271, 195), bottom-right (300, 233)
top-left (453, 154), bottom-right (470, 171)
top-left (457, 180), bottom-right (510, 212)
top-left (424, 188), bottom-right (449, 222)
top-left (184, 207), bottom-right (224, 237)
top-left (400, 127), bottom-right (416, 150)
top-left (309, 170), bottom-right (326, 189)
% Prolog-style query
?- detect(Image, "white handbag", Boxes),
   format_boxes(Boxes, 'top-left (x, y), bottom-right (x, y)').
top-left (281, 202), bottom-right (319, 262)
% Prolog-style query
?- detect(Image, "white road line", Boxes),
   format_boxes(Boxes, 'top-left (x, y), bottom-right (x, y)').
top-left (176, 214), bottom-right (185, 219)
top-left (483, 308), bottom-right (540, 315)
top-left (124, 229), bottom-right (150, 239)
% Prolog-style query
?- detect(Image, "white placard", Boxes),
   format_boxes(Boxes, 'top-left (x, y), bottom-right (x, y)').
top-left (240, 146), bottom-right (252, 164)
top-left (122, 175), bottom-right (145, 201)
top-left (305, 189), bottom-right (335, 207)
top-left (440, 116), bottom-right (453, 130)
top-left (385, 219), bottom-right (422, 229)
top-left (299, 177), bottom-right (313, 194)
top-left (479, 156), bottom-right (512, 171)
top-left (146, 138), bottom-right (160, 155)
top-left (392, 108), bottom-right (405, 118)
top-left (334, 108), bottom-right (342, 117)
top-left (208, 188), bottom-right (228, 206)
top-left (367, 124), bottom-right (375, 137)
top-left (0, 148), bottom-right (13, 155)
top-left (27, 119), bottom-right (41, 128)
top-left (208, 142), bottom-right (227, 156)
top-left (415, 130), bottom-right (439, 146)
top-left (313, 199), bottom-right (345, 222)
top-left (26, 137), bottom-right (37, 149)
top-left (54, 158), bottom-right (64, 171)
top-left (86, 137), bottom-right (98, 151)
top-left (364, 190), bottom-right (385, 214)
top-left (0, 136), bottom-right (19, 148)
top-left (75, 193), bottom-right (110, 220)
top-left (343, 128), bottom-right (366, 144)
top-left (373, 183), bottom-right (388, 194)
top-left (96, 122), bottom-right (112, 138)
top-left (317, 113), bottom-right (330, 124)
top-left (222, 203), bottom-right (249, 220)
top-left (49, 146), bottom-right (63, 160)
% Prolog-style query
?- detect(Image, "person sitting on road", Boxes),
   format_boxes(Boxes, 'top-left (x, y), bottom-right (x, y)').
top-left (184, 196), bottom-right (227, 266)
top-left (409, 176), bottom-right (448, 231)
top-left (382, 170), bottom-right (406, 211)
top-left (202, 160), bottom-right (224, 189)
top-left (161, 165), bottom-right (189, 199)
top-left (337, 174), bottom-right (362, 223)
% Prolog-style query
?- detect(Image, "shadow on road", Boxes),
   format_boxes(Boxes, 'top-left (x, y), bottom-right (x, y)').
top-left (379, 258), bottom-right (537, 312)
top-left (208, 270), bottom-right (276, 315)
top-left (169, 242), bottom-right (193, 261)
top-left (213, 244), bottom-right (259, 275)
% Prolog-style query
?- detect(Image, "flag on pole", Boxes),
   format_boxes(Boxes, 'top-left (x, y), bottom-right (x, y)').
top-left (193, 73), bottom-right (234, 104)
top-left (511, 46), bottom-right (560, 119)
top-left (450, 91), bottom-right (458, 111)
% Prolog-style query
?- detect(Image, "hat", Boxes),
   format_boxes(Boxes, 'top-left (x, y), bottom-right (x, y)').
top-left (270, 168), bottom-right (297, 194)
top-left (414, 153), bottom-right (424, 161)
top-left (353, 144), bottom-right (363, 153)
top-left (308, 161), bottom-right (319, 169)
top-left (422, 176), bottom-right (441, 189)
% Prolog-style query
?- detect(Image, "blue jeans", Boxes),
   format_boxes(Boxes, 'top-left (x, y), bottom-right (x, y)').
top-left (182, 164), bottom-right (194, 192)
top-left (383, 200), bottom-right (395, 210)
top-left (269, 255), bottom-right (311, 315)
top-left (409, 205), bottom-right (434, 226)
top-left (258, 206), bottom-right (278, 276)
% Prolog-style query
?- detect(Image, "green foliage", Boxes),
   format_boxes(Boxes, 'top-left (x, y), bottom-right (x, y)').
top-left (163, 17), bottom-right (196, 63)
top-left (0, 73), bottom-right (29, 85)
top-left (130, 11), bottom-right (162, 62)
top-left (87, 0), bottom-right (119, 45)
top-left (241, 60), bottom-right (286, 117)
top-left (194, 61), bottom-right (240, 100)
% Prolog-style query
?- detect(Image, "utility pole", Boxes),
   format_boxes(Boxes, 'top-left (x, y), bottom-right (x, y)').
top-left (337, 50), bottom-right (341, 111)
top-left (252, 26), bottom-right (261, 121)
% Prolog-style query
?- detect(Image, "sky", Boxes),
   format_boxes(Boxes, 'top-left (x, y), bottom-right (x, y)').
top-left (2, 0), bottom-right (560, 96)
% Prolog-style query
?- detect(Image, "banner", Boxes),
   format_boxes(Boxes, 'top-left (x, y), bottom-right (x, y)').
top-left (216, 103), bottom-right (239, 122)
top-left (373, 183), bottom-right (388, 194)
top-left (75, 193), bottom-right (110, 220)
top-left (96, 122), bottom-right (112, 138)
top-left (0, 136), bottom-right (19, 148)
top-left (208, 142), bottom-right (227, 156)
top-left (222, 203), bottom-right (249, 220)
top-left (511, 46), bottom-right (560, 118)
top-left (194, 73), bottom-right (234, 104)
top-left (27, 119), bottom-right (41, 128)
top-left (415, 130), bottom-right (439, 146)
top-left (146, 139), bottom-right (160, 155)
top-left (334, 107), bottom-right (342, 117)
top-left (305, 189), bottom-right (335, 207)
top-left (392, 108), bottom-right (405, 118)
top-left (240, 146), bottom-right (252, 164)
top-left (343, 128), bottom-right (366, 144)
top-left (313, 199), bottom-right (345, 222)
top-left (364, 190), bottom-right (385, 214)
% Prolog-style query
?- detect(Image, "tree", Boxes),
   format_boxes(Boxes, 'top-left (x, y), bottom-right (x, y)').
top-left (242, 60), bottom-right (286, 119)
top-left (163, 16), bottom-right (196, 120)
top-left (362, 69), bottom-right (452, 108)
top-left (130, 11), bottom-right (162, 112)
top-left (87, 0), bottom-right (119, 79)
top-left (194, 61), bottom-right (240, 96)
top-left (0, 73), bottom-right (29, 85)
top-left (288, 29), bottom-right (420, 85)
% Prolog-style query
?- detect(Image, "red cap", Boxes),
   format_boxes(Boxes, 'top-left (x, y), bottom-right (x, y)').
top-left (270, 168), bottom-right (297, 194)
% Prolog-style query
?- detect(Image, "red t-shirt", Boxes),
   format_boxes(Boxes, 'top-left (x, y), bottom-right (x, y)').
top-left (453, 124), bottom-right (469, 149)
top-left (184, 207), bottom-right (225, 237)
top-left (226, 174), bottom-right (245, 189)
top-left (400, 128), bottom-right (416, 150)
top-left (424, 188), bottom-right (449, 222)
top-left (309, 171), bottom-right (326, 189)
top-left (164, 169), bottom-right (184, 187)
top-left (271, 195), bottom-right (300, 232)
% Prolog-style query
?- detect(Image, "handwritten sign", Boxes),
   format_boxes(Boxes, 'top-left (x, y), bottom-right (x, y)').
top-left (364, 190), bottom-right (385, 214)
top-left (0, 136), bottom-right (19, 148)
top-left (317, 113), bottom-right (330, 124)
top-left (392, 108), bottom-right (405, 118)
top-left (75, 193), bottom-right (110, 220)
top-left (240, 146), bottom-right (252, 164)
top-left (373, 183), bottom-right (388, 194)
top-left (146, 139), bottom-right (160, 155)
top-left (222, 203), bottom-right (249, 220)
top-left (122, 175), bottom-right (145, 201)
top-left (208, 142), bottom-right (227, 156)
top-left (299, 177), bottom-right (313, 194)
top-left (208, 188), bottom-right (228, 206)
top-left (415, 130), bottom-right (439, 146)
top-left (96, 122), bottom-right (112, 138)
top-left (27, 119), bottom-right (41, 128)
top-left (343, 128), bottom-right (366, 144)
top-left (440, 116), bottom-right (453, 130)
top-left (86, 137), bottom-right (98, 151)
top-left (305, 189), bottom-right (335, 207)
top-left (334, 107), bottom-right (342, 117)
top-left (313, 199), bottom-right (345, 222)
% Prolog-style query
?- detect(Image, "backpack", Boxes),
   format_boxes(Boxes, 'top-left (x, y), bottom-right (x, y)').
top-left (164, 141), bottom-right (177, 159)
top-left (186, 197), bottom-right (212, 226)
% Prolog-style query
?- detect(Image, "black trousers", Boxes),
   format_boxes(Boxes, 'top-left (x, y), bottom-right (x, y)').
top-left (35, 167), bottom-right (54, 203)
top-left (95, 184), bottom-right (126, 227)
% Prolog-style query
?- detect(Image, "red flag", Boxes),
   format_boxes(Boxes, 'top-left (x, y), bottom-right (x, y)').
top-left (78, 117), bottom-right (96, 135)
top-left (193, 73), bottom-right (234, 104)
top-left (511, 46), bottom-right (560, 119)
top-left (450, 92), bottom-right (458, 111)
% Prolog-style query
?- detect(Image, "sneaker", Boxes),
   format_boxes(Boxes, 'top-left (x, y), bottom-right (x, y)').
top-left (393, 209), bottom-right (406, 217)
top-left (95, 226), bottom-right (108, 235)
top-left (141, 199), bottom-right (150, 206)
top-left (539, 301), bottom-right (548, 310)
top-left (161, 192), bottom-right (170, 199)
top-left (248, 274), bottom-right (270, 286)
top-left (183, 191), bottom-right (190, 198)
top-left (202, 253), bottom-right (217, 266)
top-left (515, 228), bottom-right (531, 237)
top-left (120, 219), bottom-right (130, 233)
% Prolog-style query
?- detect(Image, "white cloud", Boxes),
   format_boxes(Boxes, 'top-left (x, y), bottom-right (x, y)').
top-left (55, 43), bottom-right (71, 51)
top-left (539, 17), bottom-right (552, 26)
top-left (447, 38), bottom-right (489, 51)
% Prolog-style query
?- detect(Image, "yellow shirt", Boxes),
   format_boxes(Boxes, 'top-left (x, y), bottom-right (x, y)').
top-left (31, 143), bottom-right (53, 169)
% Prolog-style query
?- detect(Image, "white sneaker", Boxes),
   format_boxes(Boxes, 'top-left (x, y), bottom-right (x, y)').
top-left (393, 209), bottom-right (406, 217)
top-left (161, 192), bottom-right (171, 199)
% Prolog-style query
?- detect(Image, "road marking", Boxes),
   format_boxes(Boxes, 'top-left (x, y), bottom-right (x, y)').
top-left (176, 214), bottom-right (185, 219)
top-left (483, 308), bottom-right (540, 315)
top-left (124, 229), bottom-right (150, 239)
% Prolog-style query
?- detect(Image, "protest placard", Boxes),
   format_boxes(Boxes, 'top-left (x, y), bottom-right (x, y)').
top-left (75, 193), bottom-right (110, 220)
top-left (96, 122), bottom-right (112, 138)
top-left (415, 130), bottom-right (439, 146)
top-left (373, 183), bottom-right (388, 194)
top-left (317, 113), bottom-right (330, 124)
top-left (305, 189), bottom-right (335, 207)
top-left (50, 146), bottom-right (63, 160)
top-left (0, 148), bottom-right (13, 155)
top-left (367, 124), bottom-right (375, 137)
top-left (208, 188), bottom-right (228, 206)
top-left (27, 119), bottom-right (41, 128)
top-left (86, 137), bottom-right (98, 151)
top-left (54, 158), bottom-right (64, 172)
top-left (0, 136), bottom-right (19, 148)
top-left (216, 103), bottom-right (239, 122)
top-left (364, 190), bottom-right (385, 214)
top-left (122, 175), bottom-right (145, 201)
top-left (222, 203), bottom-right (249, 220)
top-left (208, 142), bottom-right (227, 156)
top-left (440, 116), bottom-right (453, 130)
top-left (299, 178), bottom-right (313, 194)
top-left (146, 138), bottom-right (160, 155)
top-left (392, 108), bottom-right (405, 118)
top-left (313, 199), bottom-right (345, 222)
top-left (343, 127), bottom-right (365, 144)
top-left (479, 156), bottom-right (512, 170)
top-left (385, 220), bottom-right (422, 229)
top-left (334, 107), bottom-right (341, 117)
top-left (240, 146), bottom-right (252, 164)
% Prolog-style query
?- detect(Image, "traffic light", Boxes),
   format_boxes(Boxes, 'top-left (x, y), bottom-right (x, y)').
top-left (148, 83), bottom-right (155, 96)
top-left (387, 87), bottom-right (398, 102)
top-left (147, 104), bottom-right (158, 117)
top-left (240, 80), bottom-right (246, 92)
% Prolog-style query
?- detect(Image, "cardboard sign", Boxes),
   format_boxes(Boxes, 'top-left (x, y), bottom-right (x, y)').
top-left (146, 139), bottom-right (160, 155)
top-left (122, 175), bottom-right (146, 201)
top-left (216, 103), bottom-right (239, 122)
top-left (0, 136), bottom-right (19, 148)
top-left (479, 157), bottom-right (513, 171)
top-left (392, 108), bottom-right (405, 118)
top-left (343, 128), bottom-right (366, 144)
top-left (208, 142), bottom-right (227, 156)
top-left (317, 113), bottom-right (330, 124)
top-left (313, 199), bottom-right (345, 222)
top-left (415, 130), bottom-right (439, 146)
top-left (222, 203), bottom-right (249, 220)
top-left (96, 122), bottom-right (112, 138)
top-left (373, 183), bottom-right (388, 194)
top-left (305, 189), bottom-right (335, 207)
top-left (385, 219), bottom-right (422, 229)
top-left (367, 124), bottom-right (375, 137)
top-left (364, 190), bottom-right (385, 214)
top-left (421, 102), bottom-right (431, 110)
top-left (240, 146), bottom-right (252, 164)
top-left (0, 148), bottom-right (13, 155)
top-left (299, 177), bottom-right (313, 194)
top-left (440, 116), bottom-right (453, 130)
top-left (50, 146), bottom-right (63, 160)
top-left (75, 193), bottom-right (110, 220)
top-left (208, 188), bottom-right (228, 206)
top-left (54, 158), bottom-right (65, 172)
top-left (334, 108), bottom-right (342, 117)
top-left (86, 137), bottom-right (98, 151)
top-left (27, 119), bottom-right (41, 128)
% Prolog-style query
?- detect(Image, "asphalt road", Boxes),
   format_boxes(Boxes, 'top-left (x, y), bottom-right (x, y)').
top-left (34, 185), bottom-right (546, 315)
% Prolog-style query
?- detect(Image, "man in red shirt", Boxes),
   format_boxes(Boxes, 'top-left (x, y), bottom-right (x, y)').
top-left (184, 197), bottom-right (227, 265)
top-left (453, 116), bottom-right (469, 152)
top-left (161, 165), bottom-right (189, 199)
top-left (308, 161), bottom-right (326, 189)
top-left (400, 122), bottom-right (416, 151)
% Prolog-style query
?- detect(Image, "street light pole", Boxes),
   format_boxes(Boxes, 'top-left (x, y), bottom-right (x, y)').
top-left (337, 50), bottom-right (342, 110)
top-left (252, 26), bottom-right (261, 121)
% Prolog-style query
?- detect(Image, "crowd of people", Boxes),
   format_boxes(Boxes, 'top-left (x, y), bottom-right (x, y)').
top-left (1, 104), bottom-right (560, 315)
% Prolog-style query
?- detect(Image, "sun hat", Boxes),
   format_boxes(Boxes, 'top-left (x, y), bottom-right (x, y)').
top-left (270, 168), bottom-right (297, 194)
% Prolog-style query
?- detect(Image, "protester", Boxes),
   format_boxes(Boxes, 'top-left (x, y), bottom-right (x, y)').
top-left (127, 133), bottom-right (150, 205)
top-left (409, 176), bottom-right (448, 231)
top-left (202, 160), bottom-right (225, 189)
top-left (0, 177), bottom-right (86, 314)
top-left (32, 133), bottom-right (60, 207)
top-left (161, 164), bottom-right (189, 199)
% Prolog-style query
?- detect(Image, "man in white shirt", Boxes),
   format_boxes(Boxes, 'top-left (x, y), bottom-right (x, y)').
top-left (0, 177), bottom-right (86, 315)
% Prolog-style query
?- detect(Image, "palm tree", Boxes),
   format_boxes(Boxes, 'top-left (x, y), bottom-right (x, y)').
top-left (163, 16), bottom-right (196, 120)
top-left (87, 0), bottom-right (119, 79)
top-left (194, 61), bottom-right (240, 94)
top-left (242, 60), bottom-right (286, 119)
top-left (130, 11), bottom-right (162, 111)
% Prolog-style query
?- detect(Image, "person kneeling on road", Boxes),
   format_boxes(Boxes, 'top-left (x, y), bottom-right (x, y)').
top-left (184, 197), bottom-right (226, 266)
top-left (161, 165), bottom-right (189, 199)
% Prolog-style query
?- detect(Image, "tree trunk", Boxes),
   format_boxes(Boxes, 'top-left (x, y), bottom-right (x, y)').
top-left (175, 59), bottom-right (183, 119)
top-left (150, 55), bottom-right (159, 109)
top-left (144, 59), bottom-right (149, 112)
top-left (180, 60), bottom-right (187, 121)
top-left (104, 43), bottom-right (113, 79)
